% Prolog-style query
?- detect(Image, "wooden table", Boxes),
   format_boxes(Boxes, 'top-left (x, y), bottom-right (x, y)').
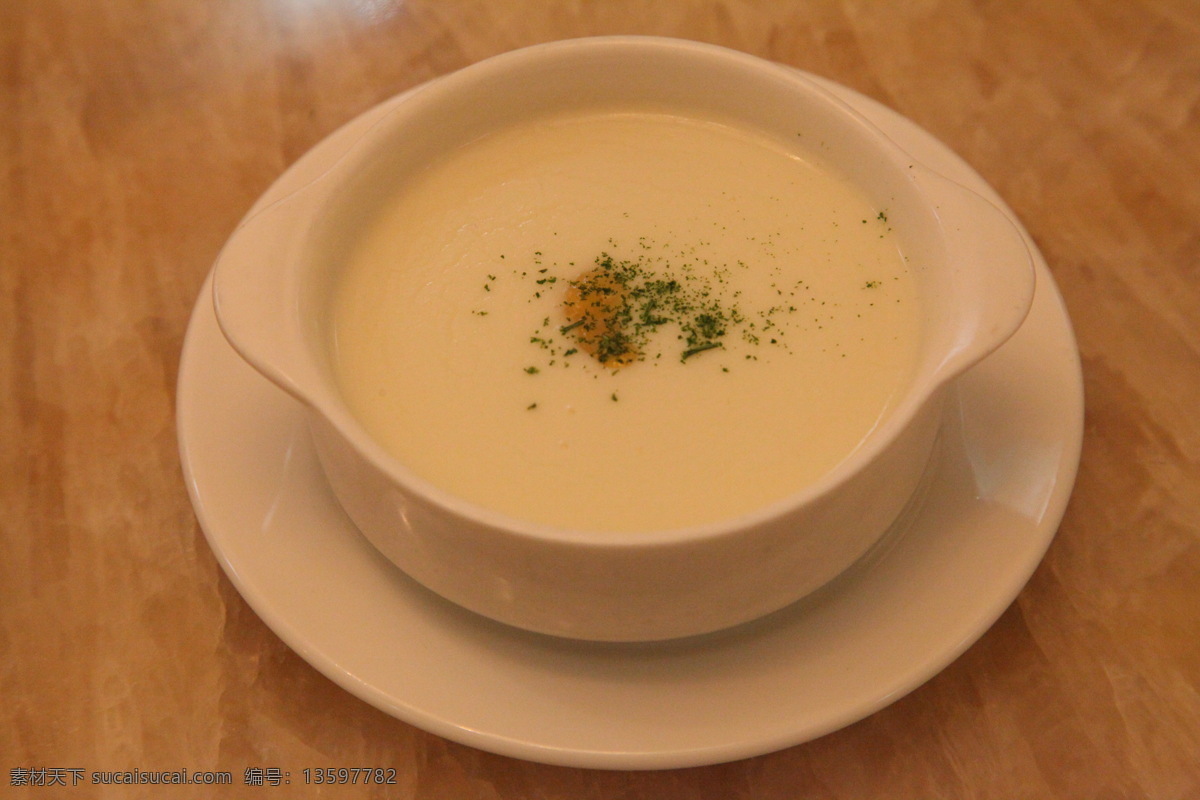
top-left (4, 2), bottom-right (1198, 797)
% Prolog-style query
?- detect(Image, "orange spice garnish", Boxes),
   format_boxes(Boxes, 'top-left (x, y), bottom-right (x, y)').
top-left (561, 264), bottom-right (639, 367)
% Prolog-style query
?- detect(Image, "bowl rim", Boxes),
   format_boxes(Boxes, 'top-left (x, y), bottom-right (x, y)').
top-left (219, 35), bottom-right (1018, 548)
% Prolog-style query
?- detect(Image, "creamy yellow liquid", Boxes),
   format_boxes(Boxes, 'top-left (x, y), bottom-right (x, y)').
top-left (330, 110), bottom-right (919, 532)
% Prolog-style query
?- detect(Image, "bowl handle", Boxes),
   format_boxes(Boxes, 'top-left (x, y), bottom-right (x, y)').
top-left (913, 163), bottom-right (1036, 382)
top-left (211, 184), bottom-right (329, 407)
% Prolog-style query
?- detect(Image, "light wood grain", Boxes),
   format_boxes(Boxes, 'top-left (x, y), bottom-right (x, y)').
top-left (3, 1), bottom-right (1199, 797)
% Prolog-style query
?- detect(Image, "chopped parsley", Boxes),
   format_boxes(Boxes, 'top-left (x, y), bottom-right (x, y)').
top-left (559, 251), bottom-right (745, 366)
top-left (470, 234), bottom-right (900, 404)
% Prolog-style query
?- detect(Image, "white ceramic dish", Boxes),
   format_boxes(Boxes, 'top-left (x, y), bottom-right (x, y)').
top-left (178, 72), bottom-right (1082, 769)
top-left (212, 38), bottom-right (1035, 641)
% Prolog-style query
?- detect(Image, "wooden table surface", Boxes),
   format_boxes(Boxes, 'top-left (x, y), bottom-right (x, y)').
top-left (4, 2), bottom-right (1199, 797)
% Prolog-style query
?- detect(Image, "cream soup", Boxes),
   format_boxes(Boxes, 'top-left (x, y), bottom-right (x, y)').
top-left (330, 110), bottom-right (920, 532)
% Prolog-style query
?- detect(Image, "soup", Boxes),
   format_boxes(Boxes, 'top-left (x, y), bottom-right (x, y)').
top-left (330, 109), bottom-right (919, 532)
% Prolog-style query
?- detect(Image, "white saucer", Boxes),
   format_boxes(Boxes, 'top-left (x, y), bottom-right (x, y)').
top-left (177, 73), bottom-right (1083, 770)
